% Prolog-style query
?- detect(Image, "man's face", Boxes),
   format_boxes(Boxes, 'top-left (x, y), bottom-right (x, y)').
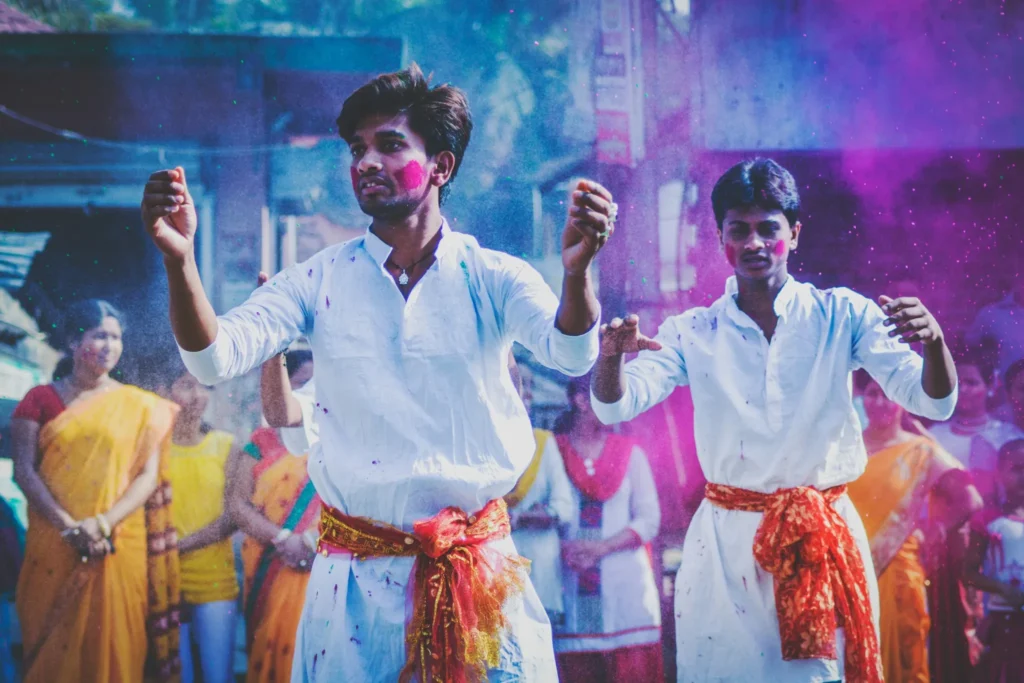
top-left (956, 364), bottom-right (989, 417)
top-left (719, 206), bottom-right (800, 282)
top-left (347, 112), bottom-right (435, 219)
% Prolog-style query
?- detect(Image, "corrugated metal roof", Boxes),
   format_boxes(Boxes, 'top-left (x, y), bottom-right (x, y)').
top-left (0, 3), bottom-right (55, 34)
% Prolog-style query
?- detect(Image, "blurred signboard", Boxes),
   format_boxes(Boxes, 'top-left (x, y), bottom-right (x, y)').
top-left (595, 0), bottom-right (645, 166)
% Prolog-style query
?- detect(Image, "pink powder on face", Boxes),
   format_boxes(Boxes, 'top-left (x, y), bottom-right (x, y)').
top-left (350, 167), bottom-right (360, 194)
top-left (772, 240), bottom-right (788, 256)
top-left (724, 243), bottom-right (738, 267)
top-left (394, 161), bottom-right (426, 192)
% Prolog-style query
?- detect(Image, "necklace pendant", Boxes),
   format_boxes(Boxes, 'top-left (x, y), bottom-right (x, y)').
top-left (398, 270), bottom-right (410, 286)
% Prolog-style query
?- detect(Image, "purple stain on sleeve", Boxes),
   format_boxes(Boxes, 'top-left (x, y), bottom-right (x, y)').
top-left (312, 654), bottom-right (318, 673)
top-left (308, 269), bottom-right (313, 278)
top-left (349, 256), bottom-right (356, 263)
top-left (326, 295), bottom-right (331, 308)
top-left (333, 584), bottom-right (338, 601)
top-left (742, 576), bottom-right (749, 591)
top-left (350, 637), bottom-right (362, 645)
top-left (371, 459), bottom-right (380, 465)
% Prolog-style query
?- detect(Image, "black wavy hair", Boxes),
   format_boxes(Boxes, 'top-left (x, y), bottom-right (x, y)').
top-left (711, 158), bottom-right (801, 230)
top-left (336, 63), bottom-right (473, 205)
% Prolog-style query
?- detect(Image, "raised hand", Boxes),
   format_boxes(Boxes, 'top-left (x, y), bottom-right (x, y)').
top-left (141, 166), bottom-right (197, 262)
top-left (599, 315), bottom-right (663, 357)
top-left (880, 295), bottom-right (945, 346)
top-left (562, 179), bottom-right (617, 276)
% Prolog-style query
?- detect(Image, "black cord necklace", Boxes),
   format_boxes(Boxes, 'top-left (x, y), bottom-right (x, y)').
top-left (387, 247), bottom-right (438, 286)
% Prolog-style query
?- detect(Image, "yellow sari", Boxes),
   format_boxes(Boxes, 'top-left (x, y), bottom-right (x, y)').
top-left (847, 436), bottom-right (960, 683)
top-left (15, 385), bottom-right (181, 683)
top-left (241, 428), bottom-right (320, 683)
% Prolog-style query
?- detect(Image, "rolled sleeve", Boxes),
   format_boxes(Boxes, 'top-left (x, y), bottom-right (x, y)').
top-left (591, 316), bottom-right (689, 425)
top-left (626, 447), bottom-right (660, 543)
top-left (851, 292), bottom-right (958, 421)
top-left (178, 329), bottom-right (236, 386)
top-left (502, 260), bottom-right (599, 377)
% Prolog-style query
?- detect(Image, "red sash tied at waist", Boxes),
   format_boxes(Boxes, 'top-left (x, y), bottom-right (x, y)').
top-left (317, 498), bottom-right (528, 683)
top-left (704, 483), bottom-right (883, 683)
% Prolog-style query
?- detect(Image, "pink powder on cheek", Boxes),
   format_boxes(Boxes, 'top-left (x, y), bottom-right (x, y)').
top-left (350, 167), bottom-right (360, 194)
top-left (724, 243), bottom-right (738, 267)
top-left (772, 240), bottom-right (788, 257)
top-left (394, 161), bottom-right (426, 191)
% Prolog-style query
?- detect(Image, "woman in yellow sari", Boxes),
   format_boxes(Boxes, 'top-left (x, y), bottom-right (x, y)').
top-left (10, 299), bottom-right (181, 682)
top-left (848, 370), bottom-right (981, 683)
top-left (228, 346), bottom-right (319, 683)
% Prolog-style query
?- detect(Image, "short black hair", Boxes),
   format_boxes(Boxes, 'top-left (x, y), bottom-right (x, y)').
top-left (61, 299), bottom-right (124, 350)
top-left (711, 158), bottom-right (801, 230)
top-left (1006, 359), bottom-right (1024, 391)
top-left (336, 63), bottom-right (473, 205)
top-left (285, 349), bottom-right (313, 379)
top-left (998, 438), bottom-right (1024, 467)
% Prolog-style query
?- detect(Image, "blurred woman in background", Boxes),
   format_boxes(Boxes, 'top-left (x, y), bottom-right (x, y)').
top-left (848, 370), bottom-right (982, 683)
top-left (553, 376), bottom-right (662, 683)
top-left (163, 365), bottom-right (242, 683)
top-left (10, 299), bottom-right (181, 682)
top-left (931, 351), bottom-right (1023, 504)
top-left (229, 343), bottom-right (319, 683)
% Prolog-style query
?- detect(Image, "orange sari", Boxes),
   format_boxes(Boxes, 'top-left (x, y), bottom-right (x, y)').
top-left (15, 385), bottom-right (181, 683)
top-left (847, 436), bottom-right (959, 683)
top-left (241, 429), bottom-right (320, 683)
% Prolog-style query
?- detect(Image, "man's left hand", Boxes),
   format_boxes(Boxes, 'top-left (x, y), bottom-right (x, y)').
top-left (562, 179), bottom-right (616, 276)
top-left (880, 295), bottom-right (945, 346)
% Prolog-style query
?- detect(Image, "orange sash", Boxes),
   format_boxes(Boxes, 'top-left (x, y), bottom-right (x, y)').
top-left (317, 499), bottom-right (527, 683)
top-left (705, 483), bottom-right (883, 683)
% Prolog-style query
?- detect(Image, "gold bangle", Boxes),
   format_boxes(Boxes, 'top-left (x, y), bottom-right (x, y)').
top-left (96, 513), bottom-right (112, 539)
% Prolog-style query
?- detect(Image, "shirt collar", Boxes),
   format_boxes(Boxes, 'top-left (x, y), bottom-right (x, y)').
top-left (724, 274), bottom-right (798, 322)
top-left (362, 219), bottom-right (452, 267)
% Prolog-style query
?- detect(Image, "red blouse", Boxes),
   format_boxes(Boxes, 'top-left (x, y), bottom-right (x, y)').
top-left (12, 385), bottom-right (66, 427)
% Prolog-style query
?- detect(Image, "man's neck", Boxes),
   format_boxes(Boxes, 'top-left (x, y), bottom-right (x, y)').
top-left (735, 268), bottom-right (789, 317)
top-left (370, 202), bottom-right (445, 265)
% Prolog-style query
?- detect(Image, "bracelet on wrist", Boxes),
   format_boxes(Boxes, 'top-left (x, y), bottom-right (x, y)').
top-left (96, 513), bottom-right (112, 539)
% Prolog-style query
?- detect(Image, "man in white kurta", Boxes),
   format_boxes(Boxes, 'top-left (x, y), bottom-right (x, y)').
top-left (590, 158), bottom-right (959, 682)
top-left (143, 65), bottom-right (618, 682)
top-left (183, 224), bottom-right (597, 681)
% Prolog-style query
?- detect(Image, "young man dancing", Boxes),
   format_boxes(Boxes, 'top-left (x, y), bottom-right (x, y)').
top-left (141, 64), bottom-right (615, 682)
top-left (591, 158), bottom-right (957, 682)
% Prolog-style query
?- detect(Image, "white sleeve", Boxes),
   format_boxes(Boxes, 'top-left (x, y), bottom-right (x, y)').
top-left (591, 316), bottom-right (689, 425)
top-left (501, 261), bottom-right (599, 378)
top-left (178, 257), bottom-right (320, 386)
top-left (543, 436), bottom-right (575, 525)
top-left (279, 380), bottom-right (318, 455)
top-left (849, 290), bottom-right (957, 420)
top-left (626, 447), bottom-right (660, 543)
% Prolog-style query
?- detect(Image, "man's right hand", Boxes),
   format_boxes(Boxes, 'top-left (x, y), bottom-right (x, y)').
top-left (142, 166), bottom-right (197, 263)
top-left (599, 314), bottom-right (662, 357)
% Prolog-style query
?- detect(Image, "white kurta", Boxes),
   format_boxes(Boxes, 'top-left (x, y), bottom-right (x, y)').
top-left (555, 445), bottom-right (662, 653)
top-left (180, 223), bottom-right (599, 682)
top-left (509, 433), bottom-right (574, 616)
top-left (592, 276), bottom-right (957, 682)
